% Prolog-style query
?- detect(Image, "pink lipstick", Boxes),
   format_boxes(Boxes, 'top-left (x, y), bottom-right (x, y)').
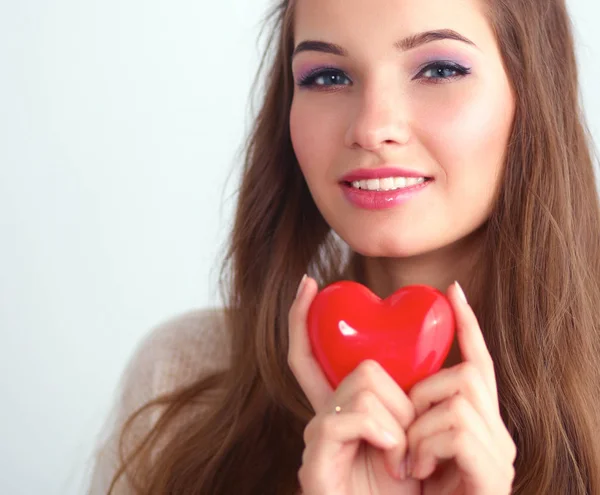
top-left (339, 168), bottom-right (432, 210)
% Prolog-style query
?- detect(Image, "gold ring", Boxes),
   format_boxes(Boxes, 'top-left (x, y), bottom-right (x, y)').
top-left (334, 405), bottom-right (342, 414)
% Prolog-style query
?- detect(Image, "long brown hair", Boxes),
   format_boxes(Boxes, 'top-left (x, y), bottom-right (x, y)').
top-left (107, 0), bottom-right (600, 493)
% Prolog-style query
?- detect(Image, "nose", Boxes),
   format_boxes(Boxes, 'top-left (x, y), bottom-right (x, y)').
top-left (344, 79), bottom-right (411, 152)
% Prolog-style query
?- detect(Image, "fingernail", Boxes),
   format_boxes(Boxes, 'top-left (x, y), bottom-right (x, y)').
top-left (455, 280), bottom-right (468, 304)
top-left (296, 274), bottom-right (307, 298)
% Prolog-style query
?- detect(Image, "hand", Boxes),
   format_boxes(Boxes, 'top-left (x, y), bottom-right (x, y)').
top-left (405, 282), bottom-right (517, 494)
top-left (288, 275), bottom-right (421, 495)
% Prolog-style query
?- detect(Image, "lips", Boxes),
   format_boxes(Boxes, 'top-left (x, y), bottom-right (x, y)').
top-left (341, 179), bottom-right (432, 210)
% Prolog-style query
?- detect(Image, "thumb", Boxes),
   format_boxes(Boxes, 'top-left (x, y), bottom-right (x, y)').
top-left (287, 275), bottom-right (333, 412)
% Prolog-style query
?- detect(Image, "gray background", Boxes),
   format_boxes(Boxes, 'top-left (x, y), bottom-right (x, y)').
top-left (1, 1), bottom-right (598, 494)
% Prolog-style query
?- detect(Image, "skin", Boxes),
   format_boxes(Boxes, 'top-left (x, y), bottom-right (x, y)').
top-left (289, 279), bottom-right (516, 494)
top-left (287, 0), bottom-right (518, 492)
top-left (289, 0), bottom-right (515, 299)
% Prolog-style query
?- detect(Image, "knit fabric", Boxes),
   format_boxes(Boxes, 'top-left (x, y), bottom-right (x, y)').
top-left (86, 308), bottom-right (230, 494)
top-left (86, 260), bottom-right (360, 494)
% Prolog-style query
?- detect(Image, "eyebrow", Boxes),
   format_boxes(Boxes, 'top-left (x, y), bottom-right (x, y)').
top-left (292, 29), bottom-right (478, 59)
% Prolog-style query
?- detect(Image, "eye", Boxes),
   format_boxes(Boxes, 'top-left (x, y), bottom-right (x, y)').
top-left (414, 61), bottom-right (471, 84)
top-left (295, 61), bottom-right (471, 90)
top-left (297, 68), bottom-right (352, 89)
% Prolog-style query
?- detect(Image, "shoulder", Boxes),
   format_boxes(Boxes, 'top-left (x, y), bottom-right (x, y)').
top-left (120, 307), bottom-right (231, 403)
top-left (86, 307), bottom-right (230, 494)
top-left (130, 307), bottom-right (230, 385)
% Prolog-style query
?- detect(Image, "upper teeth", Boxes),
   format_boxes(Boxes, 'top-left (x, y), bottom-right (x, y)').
top-left (351, 177), bottom-right (427, 191)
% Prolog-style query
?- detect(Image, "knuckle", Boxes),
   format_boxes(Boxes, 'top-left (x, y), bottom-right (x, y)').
top-left (408, 384), bottom-right (427, 413)
top-left (362, 415), bottom-right (377, 432)
top-left (446, 395), bottom-right (468, 420)
top-left (356, 359), bottom-right (382, 385)
top-left (398, 403), bottom-right (416, 429)
top-left (362, 416), bottom-right (381, 437)
top-left (457, 362), bottom-right (479, 384)
top-left (452, 429), bottom-right (472, 453)
top-left (302, 422), bottom-right (313, 445)
top-left (407, 382), bottom-right (421, 404)
top-left (354, 389), bottom-right (378, 413)
top-left (319, 414), bottom-right (338, 438)
top-left (303, 417), bottom-right (319, 445)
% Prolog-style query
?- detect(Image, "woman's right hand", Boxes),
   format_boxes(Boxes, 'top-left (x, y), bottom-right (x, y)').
top-left (288, 275), bottom-right (421, 495)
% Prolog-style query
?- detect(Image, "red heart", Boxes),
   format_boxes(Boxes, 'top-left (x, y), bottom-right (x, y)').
top-left (307, 281), bottom-right (456, 392)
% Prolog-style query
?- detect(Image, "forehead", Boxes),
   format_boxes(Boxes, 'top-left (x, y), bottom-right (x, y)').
top-left (293, 0), bottom-right (495, 55)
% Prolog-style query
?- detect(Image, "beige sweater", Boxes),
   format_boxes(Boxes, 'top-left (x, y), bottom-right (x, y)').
top-left (86, 308), bottom-right (231, 494)
top-left (87, 260), bottom-right (361, 494)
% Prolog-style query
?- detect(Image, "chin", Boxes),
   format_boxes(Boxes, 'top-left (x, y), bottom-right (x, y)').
top-left (344, 221), bottom-right (485, 259)
top-left (342, 231), bottom-right (440, 259)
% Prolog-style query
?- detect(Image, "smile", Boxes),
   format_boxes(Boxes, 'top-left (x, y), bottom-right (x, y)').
top-left (340, 178), bottom-right (432, 210)
top-left (348, 177), bottom-right (427, 192)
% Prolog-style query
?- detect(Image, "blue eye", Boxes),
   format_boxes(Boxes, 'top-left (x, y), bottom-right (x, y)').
top-left (296, 61), bottom-right (471, 90)
top-left (415, 61), bottom-right (471, 83)
top-left (297, 68), bottom-right (351, 88)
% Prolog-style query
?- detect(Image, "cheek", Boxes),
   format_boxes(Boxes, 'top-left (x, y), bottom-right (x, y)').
top-left (290, 97), bottom-right (345, 181)
top-left (414, 79), bottom-right (514, 186)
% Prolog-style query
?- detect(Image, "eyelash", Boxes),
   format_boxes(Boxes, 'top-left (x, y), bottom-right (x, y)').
top-left (296, 61), bottom-right (472, 89)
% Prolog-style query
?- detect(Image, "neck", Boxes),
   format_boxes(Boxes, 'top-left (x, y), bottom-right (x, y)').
top-left (350, 226), bottom-right (488, 369)
top-left (358, 227), bottom-right (485, 298)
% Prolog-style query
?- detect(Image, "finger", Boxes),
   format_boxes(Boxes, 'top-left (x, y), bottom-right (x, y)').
top-left (299, 412), bottom-right (400, 494)
top-left (329, 389), bottom-right (409, 480)
top-left (409, 362), bottom-right (515, 457)
top-left (448, 282), bottom-right (498, 400)
top-left (330, 361), bottom-right (417, 480)
top-left (304, 412), bottom-right (400, 462)
top-left (288, 275), bottom-right (333, 411)
top-left (409, 362), bottom-right (498, 431)
top-left (406, 395), bottom-right (504, 473)
top-left (334, 360), bottom-right (416, 429)
top-left (411, 429), bottom-right (515, 488)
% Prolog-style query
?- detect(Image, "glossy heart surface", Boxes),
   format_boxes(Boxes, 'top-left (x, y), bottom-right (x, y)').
top-left (307, 281), bottom-right (456, 391)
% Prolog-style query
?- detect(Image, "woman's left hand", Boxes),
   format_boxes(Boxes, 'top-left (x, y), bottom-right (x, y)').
top-left (405, 282), bottom-right (517, 495)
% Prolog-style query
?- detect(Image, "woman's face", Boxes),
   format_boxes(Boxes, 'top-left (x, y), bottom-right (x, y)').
top-left (290, 0), bottom-right (515, 258)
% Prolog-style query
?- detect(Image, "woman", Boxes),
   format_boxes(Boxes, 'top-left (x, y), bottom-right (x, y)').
top-left (88, 0), bottom-right (600, 493)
